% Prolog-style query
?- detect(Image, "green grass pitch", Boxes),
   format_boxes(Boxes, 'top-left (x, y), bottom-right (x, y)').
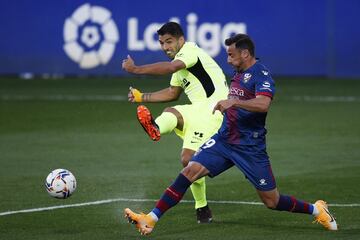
top-left (0, 77), bottom-right (359, 239)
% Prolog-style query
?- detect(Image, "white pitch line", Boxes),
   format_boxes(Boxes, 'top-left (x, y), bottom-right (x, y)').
top-left (0, 198), bottom-right (359, 217)
top-left (291, 95), bottom-right (360, 102)
top-left (1, 94), bottom-right (360, 103)
top-left (0, 94), bottom-right (127, 101)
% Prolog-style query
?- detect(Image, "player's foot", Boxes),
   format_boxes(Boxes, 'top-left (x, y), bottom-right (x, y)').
top-left (137, 105), bottom-right (160, 141)
top-left (313, 200), bottom-right (338, 230)
top-left (124, 208), bottom-right (156, 235)
top-left (196, 204), bottom-right (213, 223)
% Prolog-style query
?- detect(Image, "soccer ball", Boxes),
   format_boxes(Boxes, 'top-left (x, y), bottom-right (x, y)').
top-left (45, 169), bottom-right (77, 199)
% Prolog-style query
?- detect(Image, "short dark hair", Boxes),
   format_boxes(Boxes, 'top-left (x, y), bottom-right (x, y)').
top-left (157, 22), bottom-right (184, 38)
top-left (225, 34), bottom-right (255, 57)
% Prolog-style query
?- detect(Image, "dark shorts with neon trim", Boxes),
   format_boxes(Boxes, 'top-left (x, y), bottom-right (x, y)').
top-left (191, 134), bottom-right (276, 191)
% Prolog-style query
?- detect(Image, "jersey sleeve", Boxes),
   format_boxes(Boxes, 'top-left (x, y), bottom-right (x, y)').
top-left (255, 74), bottom-right (275, 99)
top-left (173, 43), bottom-right (198, 68)
top-left (170, 72), bottom-right (182, 87)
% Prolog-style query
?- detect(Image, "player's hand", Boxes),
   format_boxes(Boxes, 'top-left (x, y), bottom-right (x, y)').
top-left (128, 86), bottom-right (143, 102)
top-left (122, 55), bottom-right (136, 73)
top-left (213, 99), bottom-right (236, 114)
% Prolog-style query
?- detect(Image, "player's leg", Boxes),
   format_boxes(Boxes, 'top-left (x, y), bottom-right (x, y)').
top-left (124, 161), bottom-right (209, 235)
top-left (136, 105), bottom-right (184, 141)
top-left (235, 146), bottom-right (337, 230)
top-left (232, 146), bottom-right (316, 214)
top-left (257, 188), bottom-right (314, 213)
top-left (137, 103), bottom-right (212, 222)
top-left (124, 135), bottom-right (233, 235)
top-left (156, 107), bottom-right (184, 133)
top-left (231, 146), bottom-right (337, 230)
top-left (256, 188), bottom-right (337, 230)
top-left (181, 148), bottom-right (211, 223)
top-left (254, 166), bottom-right (338, 230)
top-left (148, 137), bottom-right (234, 221)
top-left (164, 104), bottom-right (212, 223)
top-left (181, 149), bottom-right (207, 210)
top-left (179, 103), bottom-right (223, 223)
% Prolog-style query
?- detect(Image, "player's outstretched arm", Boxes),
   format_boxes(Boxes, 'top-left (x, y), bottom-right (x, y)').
top-left (213, 95), bottom-right (272, 114)
top-left (128, 86), bottom-right (182, 103)
top-left (122, 55), bottom-right (185, 75)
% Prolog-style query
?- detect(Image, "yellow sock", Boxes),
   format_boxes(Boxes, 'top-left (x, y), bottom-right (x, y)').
top-left (190, 177), bottom-right (207, 209)
top-left (155, 112), bottom-right (177, 135)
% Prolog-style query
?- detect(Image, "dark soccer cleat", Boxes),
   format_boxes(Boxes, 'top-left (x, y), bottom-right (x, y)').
top-left (136, 105), bottom-right (161, 141)
top-left (196, 205), bottom-right (213, 224)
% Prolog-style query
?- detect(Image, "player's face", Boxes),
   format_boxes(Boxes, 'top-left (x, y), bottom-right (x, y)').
top-left (159, 34), bottom-right (184, 59)
top-left (226, 44), bottom-right (249, 71)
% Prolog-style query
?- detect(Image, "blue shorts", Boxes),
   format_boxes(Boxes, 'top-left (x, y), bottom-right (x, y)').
top-left (191, 134), bottom-right (276, 191)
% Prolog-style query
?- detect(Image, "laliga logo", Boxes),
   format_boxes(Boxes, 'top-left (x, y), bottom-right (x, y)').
top-left (63, 3), bottom-right (119, 69)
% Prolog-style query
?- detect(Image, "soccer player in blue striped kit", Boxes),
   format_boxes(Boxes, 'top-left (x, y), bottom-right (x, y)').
top-left (124, 34), bottom-right (338, 235)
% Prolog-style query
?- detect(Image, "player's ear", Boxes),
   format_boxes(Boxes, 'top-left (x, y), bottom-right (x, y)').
top-left (178, 36), bottom-right (185, 45)
top-left (242, 49), bottom-right (250, 59)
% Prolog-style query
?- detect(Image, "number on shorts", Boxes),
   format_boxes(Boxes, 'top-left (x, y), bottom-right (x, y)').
top-left (202, 139), bottom-right (216, 149)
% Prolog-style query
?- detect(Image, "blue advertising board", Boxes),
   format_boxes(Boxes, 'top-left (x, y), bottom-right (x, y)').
top-left (0, 0), bottom-right (359, 78)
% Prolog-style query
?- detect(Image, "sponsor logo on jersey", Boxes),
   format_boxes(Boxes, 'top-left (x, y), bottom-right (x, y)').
top-left (262, 70), bottom-right (269, 75)
top-left (229, 87), bottom-right (244, 97)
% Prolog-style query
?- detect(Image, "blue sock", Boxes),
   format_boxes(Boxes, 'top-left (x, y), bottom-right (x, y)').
top-left (275, 194), bottom-right (313, 214)
top-left (151, 173), bottom-right (192, 219)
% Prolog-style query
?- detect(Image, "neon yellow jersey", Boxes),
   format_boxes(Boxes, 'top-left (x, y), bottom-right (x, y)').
top-left (170, 42), bottom-right (228, 104)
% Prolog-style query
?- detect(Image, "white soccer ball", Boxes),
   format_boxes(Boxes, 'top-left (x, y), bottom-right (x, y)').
top-left (45, 169), bottom-right (77, 199)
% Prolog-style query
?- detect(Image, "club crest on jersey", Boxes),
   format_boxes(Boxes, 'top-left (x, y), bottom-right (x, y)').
top-left (243, 73), bottom-right (252, 83)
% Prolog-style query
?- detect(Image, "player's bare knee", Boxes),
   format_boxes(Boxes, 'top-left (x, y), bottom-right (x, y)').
top-left (163, 107), bottom-right (175, 113)
top-left (163, 107), bottom-right (181, 118)
top-left (180, 156), bottom-right (190, 167)
top-left (257, 189), bottom-right (279, 209)
top-left (163, 107), bottom-right (183, 130)
top-left (181, 162), bottom-right (208, 182)
top-left (181, 165), bottom-right (196, 182)
top-left (180, 149), bottom-right (196, 167)
top-left (261, 195), bottom-right (279, 209)
top-left (180, 153), bottom-right (192, 167)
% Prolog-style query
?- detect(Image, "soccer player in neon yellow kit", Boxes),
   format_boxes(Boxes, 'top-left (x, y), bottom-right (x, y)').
top-left (122, 22), bottom-right (228, 223)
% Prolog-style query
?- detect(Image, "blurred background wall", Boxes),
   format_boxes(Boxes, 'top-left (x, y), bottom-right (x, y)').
top-left (0, 0), bottom-right (359, 78)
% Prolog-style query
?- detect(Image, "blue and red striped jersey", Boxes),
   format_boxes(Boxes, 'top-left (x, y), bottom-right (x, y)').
top-left (218, 61), bottom-right (275, 145)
